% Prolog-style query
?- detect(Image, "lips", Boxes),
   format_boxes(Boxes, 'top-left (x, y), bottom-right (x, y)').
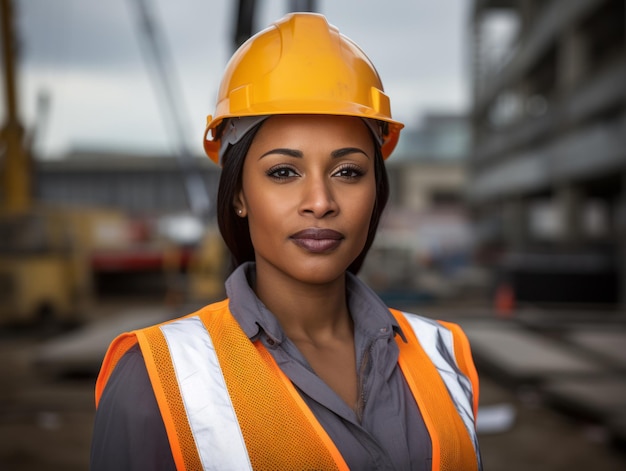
top-left (290, 228), bottom-right (344, 253)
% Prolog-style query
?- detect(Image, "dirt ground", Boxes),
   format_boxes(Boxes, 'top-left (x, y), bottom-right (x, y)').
top-left (1, 326), bottom-right (625, 470)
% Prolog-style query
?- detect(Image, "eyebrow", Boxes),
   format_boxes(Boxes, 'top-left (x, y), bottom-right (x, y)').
top-left (259, 148), bottom-right (302, 159)
top-left (331, 147), bottom-right (369, 159)
top-left (259, 147), bottom-right (369, 160)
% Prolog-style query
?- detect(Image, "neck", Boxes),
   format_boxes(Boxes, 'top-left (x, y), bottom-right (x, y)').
top-left (253, 263), bottom-right (352, 343)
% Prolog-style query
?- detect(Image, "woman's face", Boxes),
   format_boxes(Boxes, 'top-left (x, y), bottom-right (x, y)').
top-left (235, 114), bottom-right (377, 285)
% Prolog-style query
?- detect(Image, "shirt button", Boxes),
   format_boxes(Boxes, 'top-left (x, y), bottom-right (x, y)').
top-left (267, 338), bottom-right (276, 346)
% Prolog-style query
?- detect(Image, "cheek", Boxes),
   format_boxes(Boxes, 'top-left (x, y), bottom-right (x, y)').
top-left (246, 184), bottom-right (286, 218)
top-left (241, 181), bottom-right (288, 243)
top-left (346, 180), bottom-right (377, 237)
top-left (361, 175), bottom-right (378, 219)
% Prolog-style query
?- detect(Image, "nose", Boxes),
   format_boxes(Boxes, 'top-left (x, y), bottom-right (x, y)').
top-left (298, 174), bottom-right (338, 218)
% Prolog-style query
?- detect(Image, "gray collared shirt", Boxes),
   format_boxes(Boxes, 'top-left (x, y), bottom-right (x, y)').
top-left (91, 263), bottom-right (431, 470)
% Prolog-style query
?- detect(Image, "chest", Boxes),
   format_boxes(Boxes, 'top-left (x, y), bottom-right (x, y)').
top-left (292, 338), bottom-right (359, 413)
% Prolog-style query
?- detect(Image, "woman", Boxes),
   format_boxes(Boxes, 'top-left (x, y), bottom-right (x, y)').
top-left (91, 12), bottom-right (482, 471)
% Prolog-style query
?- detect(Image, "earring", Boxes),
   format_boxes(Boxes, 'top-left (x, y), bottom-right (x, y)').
top-left (237, 209), bottom-right (243, 215)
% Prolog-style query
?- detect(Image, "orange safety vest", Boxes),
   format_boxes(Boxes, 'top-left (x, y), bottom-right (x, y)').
top-left (96, 300), bottom-right (480, 471)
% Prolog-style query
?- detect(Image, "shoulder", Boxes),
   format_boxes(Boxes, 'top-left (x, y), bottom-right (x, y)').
top-left (393, 308), bottom-right (480, 411)
top-left (160, 299), bottom-right (232, 328)
top-left (91, 345), bottom-right (176, 470)
top-left (389, 308), bottom-right (458, 339)
top-left (392, 308), bottom-right (480, 416)
top-left (390, 308), bottom-right (474, 366)
top-left (123, 299), bottom-right (232, 347)
top-left (98, 344), bottom-right (156, 418)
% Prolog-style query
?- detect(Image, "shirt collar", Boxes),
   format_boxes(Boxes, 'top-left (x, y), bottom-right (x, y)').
top-left (225, 262), bottom-right (406, 343)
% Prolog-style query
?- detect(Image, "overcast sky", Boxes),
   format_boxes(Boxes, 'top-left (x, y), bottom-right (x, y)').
top-left (5, 0), bottom-right (471, 158)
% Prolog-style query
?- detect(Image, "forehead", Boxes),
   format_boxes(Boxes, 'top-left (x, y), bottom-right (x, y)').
top-left (251, 114), bottom-right (374, 150)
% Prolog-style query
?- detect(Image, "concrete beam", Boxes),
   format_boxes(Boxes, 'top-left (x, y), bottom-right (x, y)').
top-left (474, 0), bottom-right (609, 113)
top-left (468, 112), bottom-right (626, 202)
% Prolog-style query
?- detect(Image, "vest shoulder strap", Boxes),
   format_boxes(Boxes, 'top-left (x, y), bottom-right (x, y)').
top-left (438, 320), bottom-right (480, 418)
top-left (390, 308), bottom-right (480, 471)
top-left (95, 332), bottom-right (139, 408)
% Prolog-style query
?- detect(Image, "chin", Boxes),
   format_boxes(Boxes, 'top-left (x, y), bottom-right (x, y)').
top-left (290, 257), bottom-right (354, 285)
top-left (255, 244), bottom-right (362, 286)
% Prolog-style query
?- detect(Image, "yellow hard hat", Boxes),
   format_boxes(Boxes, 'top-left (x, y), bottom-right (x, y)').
top-left (203, 12), bottom-right (404, 163)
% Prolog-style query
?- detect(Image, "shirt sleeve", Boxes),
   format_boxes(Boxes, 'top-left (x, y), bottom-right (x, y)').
top-left (90, 344), bottom-right (176, 471)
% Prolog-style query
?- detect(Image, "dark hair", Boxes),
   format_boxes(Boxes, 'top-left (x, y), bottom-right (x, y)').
top-left (217, 121), bottom-right (389, 275)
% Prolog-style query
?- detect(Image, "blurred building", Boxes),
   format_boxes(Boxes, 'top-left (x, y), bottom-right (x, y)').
top-left (387, 114), bottom-right (470, 212)
top-left (36, 149), bottom-right (220, 217)
top-left (468, 0), bottom-right (626, 306)
top-left (362, 114), bottom-right (478, 302)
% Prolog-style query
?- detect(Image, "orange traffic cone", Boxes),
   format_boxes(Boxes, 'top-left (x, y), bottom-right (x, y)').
top-left (494, 283), bottom-right (515, 317)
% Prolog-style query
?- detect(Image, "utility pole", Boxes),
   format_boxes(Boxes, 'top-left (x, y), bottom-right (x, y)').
top-left (1, 0), bottom-right (32, 212)
top-left (233, 0), bottom-right (257, 51)
top-left (288, 0), bottom-right (317, 13)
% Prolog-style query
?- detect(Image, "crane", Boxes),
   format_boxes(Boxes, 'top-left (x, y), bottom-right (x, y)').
top-left (127, 0), bottom-right (211, 217)
top-left (1, 0), bottom-right (32, 212)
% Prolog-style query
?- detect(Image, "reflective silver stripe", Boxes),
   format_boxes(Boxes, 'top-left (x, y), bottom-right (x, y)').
top-left (160, 316), bottom-right (253, 471)
top-left (400, 312), bottom-right (481, 461)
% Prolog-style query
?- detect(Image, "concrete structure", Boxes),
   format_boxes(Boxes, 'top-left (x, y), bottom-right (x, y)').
top-left (35, 149), bottom-right (220, 218)
top-left (387, 114), bottom-right (470, 212)
top-left (467, 0), bottom-right (626, 306)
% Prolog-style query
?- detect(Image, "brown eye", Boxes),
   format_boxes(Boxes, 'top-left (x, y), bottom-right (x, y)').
top-left (333, 165), bottom-right (364, 179)
top-left (267, 165), bottom-right (299, 180)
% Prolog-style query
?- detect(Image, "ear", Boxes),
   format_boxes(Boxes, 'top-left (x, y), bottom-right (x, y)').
top-left (233, 190), bottom-right (247, 217)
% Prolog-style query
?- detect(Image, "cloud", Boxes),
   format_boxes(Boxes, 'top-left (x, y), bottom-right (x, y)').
top-left (9, 0), bottom-right (470, 157)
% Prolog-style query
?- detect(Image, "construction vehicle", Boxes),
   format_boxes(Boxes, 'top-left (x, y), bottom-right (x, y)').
top-left (0, 205), bottom-right (131, 326)
top-left (0, 207), bottom-right (87, 326)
